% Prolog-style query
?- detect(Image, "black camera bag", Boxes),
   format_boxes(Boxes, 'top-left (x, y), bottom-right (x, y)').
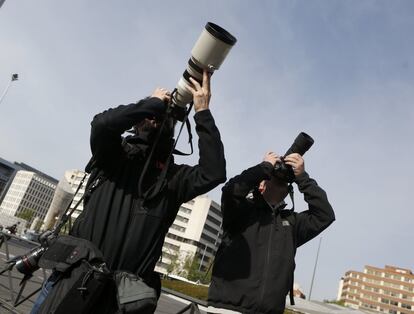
top-left (37, 235), bottom-right (112, 314)
top-left (114, 271), bottom-right (157, 314)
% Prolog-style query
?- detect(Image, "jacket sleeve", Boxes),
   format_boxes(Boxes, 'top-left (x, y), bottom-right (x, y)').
top-left (221, 161), bottom-right (274, 230)
top-left (169, 109), bottom-right (226, 204)
top-left (294, 172), bottom-right (335, 247)
top-left (89, 97), bottom-right (165, 168)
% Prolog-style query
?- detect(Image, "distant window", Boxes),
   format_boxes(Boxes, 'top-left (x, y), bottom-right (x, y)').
top-left (209, 206), bottom-right (222, 217)
top-left (207, 214), bottom-right (220, 226)
top-left (179, 206), bottom-right (192, 214)
top-left (175, 215), bottom-right (188, 223)
top-left (163, 242), bottom-right (179, 251)
top-left (170, 224), bottom-right (185, 233)
top-left (201, 233), bottom-right (216, 245)
top-left (204, 223), bottom-right (219, 236)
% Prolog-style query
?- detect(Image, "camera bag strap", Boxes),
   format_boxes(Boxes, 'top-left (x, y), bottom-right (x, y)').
top-left (284, 183), bottom-right (295, 212)
top-left (172, 115), bottom-right (194, 156)
top-left (279, 198), bottom-right (297, 306)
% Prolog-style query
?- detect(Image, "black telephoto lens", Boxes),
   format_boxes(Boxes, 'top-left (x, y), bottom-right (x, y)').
top-left (284, 132), bottom-right (314, 157)
top-left (273, 132), bottom-right (314, 183)
top-left (14, 246), bottom-right (46, 276)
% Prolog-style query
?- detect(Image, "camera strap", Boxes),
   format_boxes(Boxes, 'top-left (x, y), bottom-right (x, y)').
top-left (172, 116), bottom-right (193, 156)
top-left (139, 102), bottom-right (194, 201)
top-left (285, 183), bottom-right (295, 212)
top-left (53, 173), bottom-right (104, 236)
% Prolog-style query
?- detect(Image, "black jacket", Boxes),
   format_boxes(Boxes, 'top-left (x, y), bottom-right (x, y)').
top-left (70, 97), bottom-right (226, 286)
top-left (208, 162), bottom-right (335, 314)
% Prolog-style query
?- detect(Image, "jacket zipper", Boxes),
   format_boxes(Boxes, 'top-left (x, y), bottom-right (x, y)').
top-left (258, 209), bottom-right (276, 311)
top-left (121, 197), bottom-right (141, 257)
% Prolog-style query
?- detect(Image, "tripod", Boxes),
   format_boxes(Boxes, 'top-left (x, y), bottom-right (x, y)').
top-left (0, 233), bottom-right (47, 307)
top-left (0, 173), bottom-right (89, 308)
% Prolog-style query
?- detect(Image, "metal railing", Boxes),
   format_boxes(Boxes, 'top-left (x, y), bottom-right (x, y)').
top-left (0, 231), bottom-right (47, 313)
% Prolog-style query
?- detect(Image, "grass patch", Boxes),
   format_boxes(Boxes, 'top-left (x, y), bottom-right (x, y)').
top-left (161, 279), bottom-right (304, 314)
top-left (162, 278), bottom-right (208, 301)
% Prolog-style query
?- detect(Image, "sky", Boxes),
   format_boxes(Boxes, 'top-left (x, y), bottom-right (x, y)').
top-left (1, 0), bottom-right (413, 302)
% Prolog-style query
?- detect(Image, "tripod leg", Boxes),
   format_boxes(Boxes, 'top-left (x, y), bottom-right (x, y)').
top-left (190, 303), bottom-right (201, 314)
top-left (0, 257), bottom-right (16, 303)
top-left (176, 303), bottom-right (192, 314)
top-left (1, 235), bottom-right (15, 303)
top-left (14, 277), bottom-right (28, 306)
top-left (14, 285), bottom-right (42, 307)
top-left (0, 262), bottom-right (14, 275)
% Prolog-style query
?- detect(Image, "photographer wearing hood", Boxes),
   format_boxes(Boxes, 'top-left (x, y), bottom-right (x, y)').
top-left (208, 148), bottom-right (335, 314)
top-left (32, 71), bottom-right (226, 314)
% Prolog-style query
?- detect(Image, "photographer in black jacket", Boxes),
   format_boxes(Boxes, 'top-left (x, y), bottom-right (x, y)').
top-left (208, 151), bottom-right (335, 314)
top-left (32, 71), bottom-right (226, 314)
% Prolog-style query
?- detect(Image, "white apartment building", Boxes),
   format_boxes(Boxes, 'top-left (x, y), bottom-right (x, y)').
top-left (0, 170), bottom-right (57, 226)
top-left (42, 169), bottom-right (89, 230)
top-left (64, 169), bottom-right (89, 221)
top-left (155, 194), bottom-right (223, 276)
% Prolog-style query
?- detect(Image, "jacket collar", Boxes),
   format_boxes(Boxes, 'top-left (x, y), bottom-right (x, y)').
top-left (249, 188), bottom-right (287, 212)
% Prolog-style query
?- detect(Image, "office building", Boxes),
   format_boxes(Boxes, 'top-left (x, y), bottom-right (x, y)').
top-left (0, 157), bottom-right (19, 203)
top-left (0, 170), bottom-right (57, 226)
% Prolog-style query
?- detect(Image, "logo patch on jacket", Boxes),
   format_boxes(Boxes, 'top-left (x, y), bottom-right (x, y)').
top-left (282, 220), bottom-right (290, 226)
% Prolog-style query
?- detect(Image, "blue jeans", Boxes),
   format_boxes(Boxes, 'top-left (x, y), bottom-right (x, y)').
top-left (30, 272), bottom-right (59, 314)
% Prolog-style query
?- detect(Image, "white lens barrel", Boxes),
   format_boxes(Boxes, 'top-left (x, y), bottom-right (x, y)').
top-left (172, 77), bottom-right (194, 107)
top-left (191, 22), bottom-right (236, 71)
top-left (173, 22), bottom-right (236, 108)
top-left (186, 57), bottom-right (203, 82)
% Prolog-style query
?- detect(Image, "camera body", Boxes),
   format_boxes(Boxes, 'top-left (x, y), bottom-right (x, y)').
top-left (273, 132), bottom-right (314, 183)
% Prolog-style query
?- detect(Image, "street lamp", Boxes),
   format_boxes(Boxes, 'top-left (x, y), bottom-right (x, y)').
top-left (0, 73), bottom-right (19, 105)
top-left (308, 237), bottom-right (322, 300)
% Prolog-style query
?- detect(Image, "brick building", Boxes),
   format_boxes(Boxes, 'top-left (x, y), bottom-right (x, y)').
top-left (338, 265), bottom-right (414, 314)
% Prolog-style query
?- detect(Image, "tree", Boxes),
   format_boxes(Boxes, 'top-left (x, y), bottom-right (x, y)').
top-left (34, 219), bottom-right (43, 232)
top-left (182, 254), bottom-right (212, 284)
top-left (166, 251), bottom-right (180, 276)
top-left (16, 209), bottom-right (35, 225)
top-left (202, 260), bottom-right (213, 283)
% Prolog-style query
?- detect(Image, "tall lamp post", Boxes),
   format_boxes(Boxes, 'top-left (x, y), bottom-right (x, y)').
top-left (0, 73), bottom-right (18, 105)
top-left (308, 237), bottom-right (322, 301)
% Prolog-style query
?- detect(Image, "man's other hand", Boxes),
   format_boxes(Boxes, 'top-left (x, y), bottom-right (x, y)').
top-left (151, 87), bottom-right (171, 104)
top-left (263, 152), bottom-right (280, 167)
